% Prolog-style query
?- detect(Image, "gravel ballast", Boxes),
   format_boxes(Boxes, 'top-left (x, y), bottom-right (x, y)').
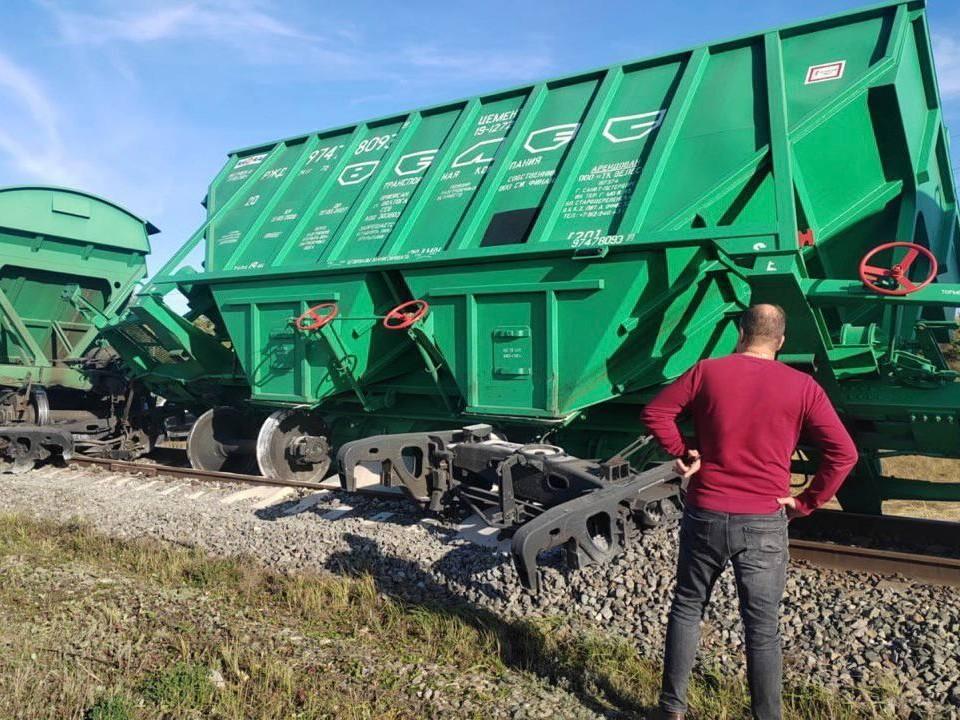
top-left (2, 464), bottom-right (958, 718)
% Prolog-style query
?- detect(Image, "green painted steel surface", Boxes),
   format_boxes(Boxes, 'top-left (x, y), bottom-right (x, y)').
top-left (121, 1), bottom-right (960, 510)
top-left (0, 186), bottom-right (152, 391)
top-left (96, 294), bottom-right (249, 407)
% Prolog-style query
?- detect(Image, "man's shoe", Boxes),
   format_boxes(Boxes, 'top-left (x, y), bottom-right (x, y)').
top-left (652, 710), bottom-right (684, 720)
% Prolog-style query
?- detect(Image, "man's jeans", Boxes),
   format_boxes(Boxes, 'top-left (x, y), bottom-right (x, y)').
top-left (660, 505), bottom-right (789, 719)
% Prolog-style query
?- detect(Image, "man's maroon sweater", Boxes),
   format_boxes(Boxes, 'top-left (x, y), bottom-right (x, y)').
top-left (640, 354), bottom-right (858, 516)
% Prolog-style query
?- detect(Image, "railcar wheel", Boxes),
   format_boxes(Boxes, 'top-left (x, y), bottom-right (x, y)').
top-left (32, 388), bottom-right (50, 425)
top-left (256, 409), bottom-right (331, 483)
top-left (187, 407), bottom-right (258, 474)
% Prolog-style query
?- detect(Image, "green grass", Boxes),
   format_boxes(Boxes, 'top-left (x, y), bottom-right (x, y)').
top-left (140, 662), bottom-right (215, 711)
top-left (0, 514), bottom-right (895, 719)
top-left (85, 695), bottom-right (134, 720)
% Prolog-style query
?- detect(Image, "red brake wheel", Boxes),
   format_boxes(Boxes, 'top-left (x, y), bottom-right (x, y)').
top-left (294, 302), bottom-right (339, 331)
top-left (383, 299), bottom-right (429, 330)
top-left (858, 242), bottom-right (937, 296)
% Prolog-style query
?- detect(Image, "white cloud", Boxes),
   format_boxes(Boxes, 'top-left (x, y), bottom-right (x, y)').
top-left (39, 0), bottom-right (554, 81)
top-left (932, 32), bottom-right (960, 100)
top-left (41, 0), bottom-right (360, 67)
top-left (47, 1), bottom-right (304, 44)
top-left (98, 5), bottom-right (197, 43)
top-left (0, 52), bottom-right (58, 136)
top-left (0, 50), bottom-right (95, 186)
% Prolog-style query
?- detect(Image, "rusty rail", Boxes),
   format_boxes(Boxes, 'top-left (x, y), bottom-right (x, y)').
top-left (788, 509), bottom-right (960, 586)
top-left (788, 539), bottom-right (960, 586)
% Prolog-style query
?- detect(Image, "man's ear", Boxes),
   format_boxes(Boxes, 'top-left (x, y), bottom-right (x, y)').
top-left (777, 335), bottom-right (786, 351)
top-left (736, 328), bottom-right (745, 351)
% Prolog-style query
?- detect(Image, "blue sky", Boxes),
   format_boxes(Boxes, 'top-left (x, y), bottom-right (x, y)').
top-left (1, 0), bottom-right (959, 273)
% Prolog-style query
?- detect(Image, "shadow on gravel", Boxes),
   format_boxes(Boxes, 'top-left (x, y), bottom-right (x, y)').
top-left (324, 533), bottom-right (659, 719)
top-left (327, 533), bottom-right (509, 603)
top-left (252, 494), bottom-right (429, 527)
top-left (252, 493), bottom-right (512, 602)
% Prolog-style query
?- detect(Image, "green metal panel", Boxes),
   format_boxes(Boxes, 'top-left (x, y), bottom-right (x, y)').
top-left (96, 294), bottom-right (248, 407)
top-left (0, 187), bottom-right (152, 390)
top-left (127, 1), bottom-right (960, 509)
top-left (0, 186), bottom-right (154, 252)
top-left (210, 273), bottom-right (416, 406)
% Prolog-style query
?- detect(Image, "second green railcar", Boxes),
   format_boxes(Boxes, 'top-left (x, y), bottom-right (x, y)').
top-left (0, 186), bottom-right (156, 469)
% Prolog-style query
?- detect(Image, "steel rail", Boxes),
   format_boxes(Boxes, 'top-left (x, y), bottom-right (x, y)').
top-left (68, 456), bottom-right (960, 586)
top-left (788, 539), bottom-right (960, 587)
top-left (71, 455), bottom-right (330, 491)
top-left (787, 508), bottom-right (960, 586)
top-left (69, 454), bottom-right (405, 498)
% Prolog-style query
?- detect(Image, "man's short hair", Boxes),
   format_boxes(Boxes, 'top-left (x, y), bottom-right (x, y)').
top-left (740, 304), bottom-right (786, 344)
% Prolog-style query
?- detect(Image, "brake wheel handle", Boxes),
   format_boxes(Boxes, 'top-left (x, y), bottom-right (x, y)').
top-left (858, 242), bottom-right (937, 296)
top-left (294, 302), bottom-right (339, 332)
top-left (383, 299), bottom-right (429, 330)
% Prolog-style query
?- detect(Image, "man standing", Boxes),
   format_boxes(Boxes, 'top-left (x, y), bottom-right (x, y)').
top-left (640, 304), bottom-right (858, 720)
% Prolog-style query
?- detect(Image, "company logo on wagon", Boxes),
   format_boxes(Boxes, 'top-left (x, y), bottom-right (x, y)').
top-left (805, 60), bottom-right (846, 84)
top-left (335, 107), bottom-right (669, 183)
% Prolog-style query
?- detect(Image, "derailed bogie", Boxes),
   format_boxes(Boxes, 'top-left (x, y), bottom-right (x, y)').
top-left (337, 424), bottom-right (681, 592)
top-left (0, 426), bottom-right (73, 474)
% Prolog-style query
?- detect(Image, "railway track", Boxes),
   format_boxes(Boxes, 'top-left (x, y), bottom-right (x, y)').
top-left (789, 510), bottom-right (960, 587)
top-left (70, 453), bottom-right (407, 498)
top-left (72, 455), bottom-right (333, 491)
top-left (68, 454), bottom-right (960, 587)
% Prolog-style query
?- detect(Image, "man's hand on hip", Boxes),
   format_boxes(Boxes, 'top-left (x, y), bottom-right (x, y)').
top-left (777, 495), bottom-right (802, 520)
top-left (674, 449), bottom-right (700, 479)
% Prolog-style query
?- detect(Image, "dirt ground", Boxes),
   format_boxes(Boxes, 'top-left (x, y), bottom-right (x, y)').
top-left (879, 456), bottom-right (960, 521)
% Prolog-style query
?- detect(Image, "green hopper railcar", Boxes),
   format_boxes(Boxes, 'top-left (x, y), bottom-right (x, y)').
top-left (103, 1), bottom-right (960, 589)
top-left (0, 186), bottom-right (157, 469)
